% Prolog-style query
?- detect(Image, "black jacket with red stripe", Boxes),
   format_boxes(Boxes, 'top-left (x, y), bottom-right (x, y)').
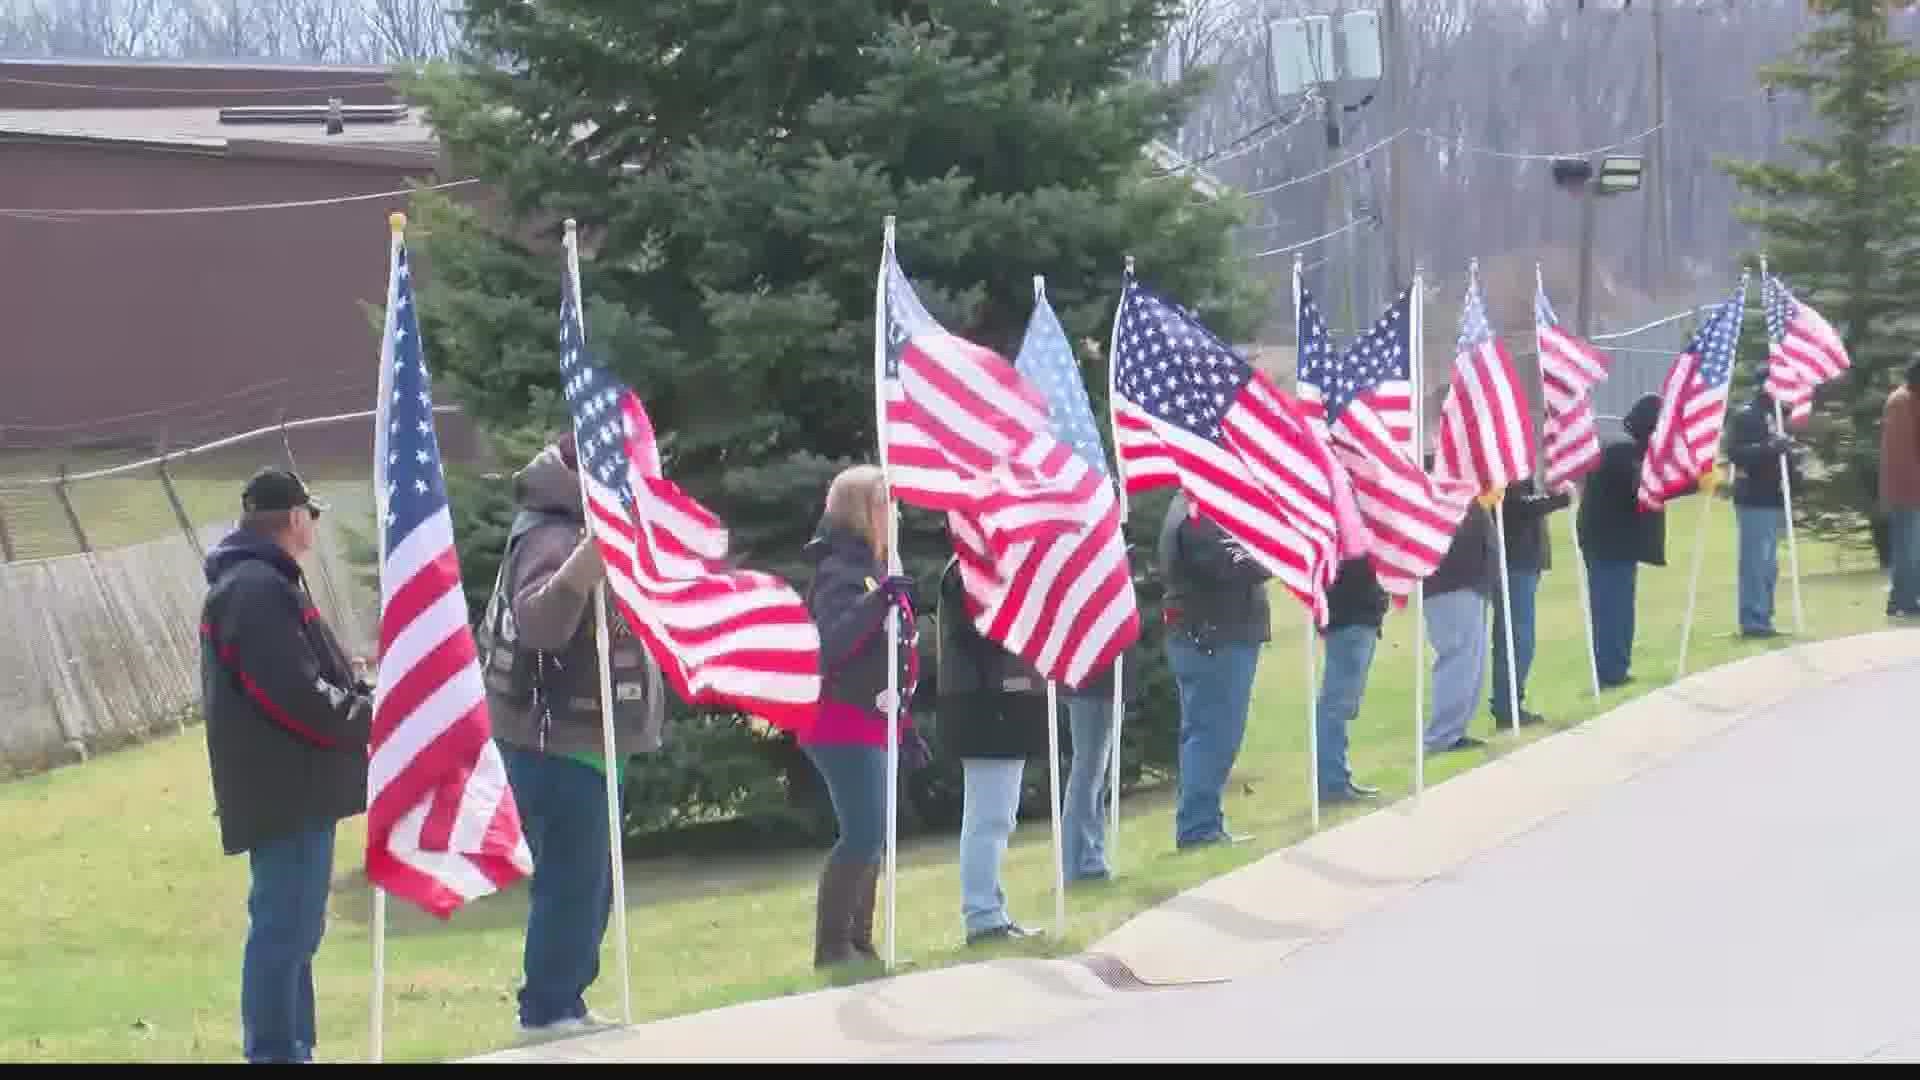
top-left (200, 527), bottom-right (371, 856)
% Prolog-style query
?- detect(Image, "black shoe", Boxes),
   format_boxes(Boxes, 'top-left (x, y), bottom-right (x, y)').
top-left (1447, 735), bottom-right (1488, 753)
top-left (1740, 626), bottom-right (1780, 639)
top-left (1491, 708), bottom-right (1546, 728)
top-left (1320, 781), bottom-right (1379, 805)
top-left (966, 922), bottom-right (1040, 947)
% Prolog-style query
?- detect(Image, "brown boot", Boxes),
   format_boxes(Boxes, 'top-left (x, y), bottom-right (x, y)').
top-left (848, 862), bottom-right (880, 961)
top-left (813, 859), bottom-right (863, 969)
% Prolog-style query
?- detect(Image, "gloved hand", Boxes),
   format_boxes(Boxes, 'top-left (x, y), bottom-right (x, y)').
top-left (1767, 435), bottom-right (1794, 456)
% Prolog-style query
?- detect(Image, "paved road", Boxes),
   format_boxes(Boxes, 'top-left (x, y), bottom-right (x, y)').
top-left (889, 659), bottom-right (1920, 1063)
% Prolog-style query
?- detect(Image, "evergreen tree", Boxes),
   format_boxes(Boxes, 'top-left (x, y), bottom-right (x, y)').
top-left (396, 0), bottom-right (1270, 840)
top-left (1720, 0), bottom-right (1920, 559)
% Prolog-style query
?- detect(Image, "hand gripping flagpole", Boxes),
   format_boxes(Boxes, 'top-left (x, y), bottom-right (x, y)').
top-left (1293, 254), bottom-right (1321, 829)
top-left (564, 219), bottom-right (634, 1026)
top-left (1034, 275), bottom-right (1071, 932)
top-left (1411, 263), bottom-right (1427, 799)
top-left (874, 215), bottom-right (903, 971)
top-left (369, 210), bottom-right (404, 1065)
top-left (1105, 255), bottom-right (1135, 873)
top-left (1760, 256), bottom-right (1807, 634)
top-left (1541, 262), bottom-right (1603, 699)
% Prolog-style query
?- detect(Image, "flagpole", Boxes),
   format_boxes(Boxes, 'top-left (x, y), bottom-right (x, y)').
top-left (1411, 263), bottom-right (1427, 799)
top-left (1759, 257), bottom-right (1807, 634)
top-left (1677, 468), bottom-right (1717, 677)
top-left (1105, 255), bottom-right (1135, 873)
top-left (1044, 680), bottom-right (1068, 932)
top-left (1293, 255), bottom-right (1322, 828)
top-left (563, 220), bottom-right (635, 1026)
top-left (1541, 262), bottom-right (1603, 699)
top-left (875, 215), bottom-right (903, 972)
top-left (1492, 499), bottom-right (1522, 734)
top-left (368, 211), bottom-right (405, 1065)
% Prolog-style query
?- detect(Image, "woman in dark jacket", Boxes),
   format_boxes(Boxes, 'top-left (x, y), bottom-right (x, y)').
top-left (800, 464), bottom-right (919, 968)
top-left (935, 554), bottom-right (1049, 945)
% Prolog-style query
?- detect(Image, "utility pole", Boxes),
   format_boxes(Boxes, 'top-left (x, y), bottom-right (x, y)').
top-left (1647, 0), bottom-right (1670, 292)
top-left (1384, 0), bottom-right (1409, 290)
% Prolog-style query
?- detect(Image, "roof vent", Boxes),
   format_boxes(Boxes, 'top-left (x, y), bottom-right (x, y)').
top-left (216, 103), bottom-right (407, 127)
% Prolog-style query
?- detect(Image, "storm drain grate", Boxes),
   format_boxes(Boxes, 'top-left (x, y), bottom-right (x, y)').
top-left (1073, 951), bottom-right (1232, 991)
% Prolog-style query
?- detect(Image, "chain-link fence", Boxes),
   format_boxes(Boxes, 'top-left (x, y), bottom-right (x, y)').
top-left (0, 409), bottom-right (472, 776)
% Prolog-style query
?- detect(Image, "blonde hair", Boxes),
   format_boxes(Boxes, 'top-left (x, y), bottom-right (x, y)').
top-left (823, 464), bottom-right (887, 547)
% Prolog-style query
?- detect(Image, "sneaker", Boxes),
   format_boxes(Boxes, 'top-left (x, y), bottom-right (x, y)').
top-left (966, 922), bottom-right (1041, 947)
top-left (516, 1012), bottom-right (615, 1044)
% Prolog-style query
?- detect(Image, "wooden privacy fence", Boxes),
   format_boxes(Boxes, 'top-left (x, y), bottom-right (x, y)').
top-left (0, 410), bottom-right (420, 777)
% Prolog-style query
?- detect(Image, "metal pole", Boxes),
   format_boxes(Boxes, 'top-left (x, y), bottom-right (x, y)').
top-left (1046, 681), bottom-right (1067, 933)
top-left (1383, 0), bottom-right (1409, 288)
top-left (1411, 265), bottom-right (1426, 798)
top-left (1649, 0), bottom-right (1670, 289)
top-left (875, 215), bottom-right (903, 973)
top-left (0, 498), bottom-right (16, 562)
top-left (1576, 170), bottom-right (1599, 339)
top-left (156, 455), bottom-right (205, 559)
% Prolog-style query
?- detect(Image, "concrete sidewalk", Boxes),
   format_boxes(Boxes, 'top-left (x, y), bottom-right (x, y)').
top-left (460, 629), bottom-right (1918, 1064)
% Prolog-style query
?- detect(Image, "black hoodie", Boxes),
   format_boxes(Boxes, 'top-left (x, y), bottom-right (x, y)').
top-left (1577, 393), bottom-right (1692, 567)
top-left (199, 527), bottom-right (370, 856)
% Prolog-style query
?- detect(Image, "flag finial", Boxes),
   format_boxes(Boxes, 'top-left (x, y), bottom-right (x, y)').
top-left (1033, 274), bottom-right (1045, 302)
top-left (1123, 254), bottom-right (1135, 278)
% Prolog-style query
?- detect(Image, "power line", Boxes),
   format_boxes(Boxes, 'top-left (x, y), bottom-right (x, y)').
top-left (1416, 120), bottom-right (1665, 162)
top-left (0, 177), bottom-right (477, 218)
top-left (0, 75), bottom-right (394, 94)
top-left (1245, 217), bottom-right (1368, 261)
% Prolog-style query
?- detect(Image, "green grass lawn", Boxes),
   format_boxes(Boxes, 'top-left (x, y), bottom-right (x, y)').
top-left (0, 499), bottom-right (1901, 1063)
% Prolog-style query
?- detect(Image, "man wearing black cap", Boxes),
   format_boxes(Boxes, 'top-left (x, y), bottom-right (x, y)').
top-left (199, 468), bottom-right (371, 1064)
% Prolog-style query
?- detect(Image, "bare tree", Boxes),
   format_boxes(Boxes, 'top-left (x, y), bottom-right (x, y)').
top-left (364, 0), bottom-right (457, 60)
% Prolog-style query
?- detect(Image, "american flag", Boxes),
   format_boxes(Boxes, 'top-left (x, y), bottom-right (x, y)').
top-left (1534, 280), bottom-right (1610, 492)
top-left (365, 238), bottom-right (532, 919)
top-left (882, 255), bottom-right (1136, 688)
top-left (1637, 278), bottom-right (1748, 513)
top-left (560, 264), bottom-right (821, 734)
top-left (1111, 277), bottom-right (1357, 625)
top-left (1295, 284), bottom-right (1464, 599)
top-left (1435, 274), bottom-right (1537, 498)
top-left (1763, 273), bottom-right (1850, 429)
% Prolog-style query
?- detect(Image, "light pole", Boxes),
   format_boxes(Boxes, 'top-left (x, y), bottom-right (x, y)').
top-left (1552, 155), bottom-right (1647, 338)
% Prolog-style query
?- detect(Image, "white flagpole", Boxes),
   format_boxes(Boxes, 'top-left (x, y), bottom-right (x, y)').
top-left (1104, 256), bottom-right (1134, 873)
top-left (875, 216), bottom-right (903, 972)
top-left (1493, 501), bottom-right (1522, 734)
top-left (1760, 258), bottom-right (1806, 634)
top-left (1411, 264), bottom-right (1427, 798)
top-left (368, 211), bottom-right (405, 1065)
top-left (1292, 255), bottom-right (1322, 827)
top-left (1045, 680), bottom-right (1067, 932)
top-left (1677, 470), bottom-right (1716, 677)
top-left (564, 220), bottom-right (633, 1026)
top-left (1541, 262), bottom-right (1603, 699)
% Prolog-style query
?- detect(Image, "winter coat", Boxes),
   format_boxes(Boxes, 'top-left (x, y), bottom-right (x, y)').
top-left (1427, 501), bottom-right (1497, 598)
top-left (1577, 394), bottom-right (1693, 567)
top-left (1498, 482), bottom-right (1573, 572)
top-left (1159, 493), bottom-right (1272, 648)
top-left (199, 527), bottom-right (370, 856)
top-left (479, 445), bottom-right (663, 760)
top-left (1324, 557), bottom-right (1389, 634)
top-left (933, 557), bottom-right (1049, 760)
top-left (1727, 396), bottom-right (1802, 510)
top-left (801, 523), bottom-right (919, 748)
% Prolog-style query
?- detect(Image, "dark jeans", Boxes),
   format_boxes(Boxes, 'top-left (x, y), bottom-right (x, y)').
top-left (804, 743), bottom-right (888, 866)
top-left (1585, 557), bottom-right (1639, 686)
top-left (243, 820), bottom-right (336, 1064)
top-left (1490, 567), bottom-right (1541, 722)
top-left (1165, 632), bottom-right (1260, 847)
top-left (1891, 509), bottom-right (1920, 615)
top-left (501, 743), bottom-right (615, 1029)
top-left (1315, 625), bottom-right (1378, 793)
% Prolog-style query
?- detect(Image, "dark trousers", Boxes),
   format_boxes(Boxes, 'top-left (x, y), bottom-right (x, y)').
top-left (1585, 556), bottom-right (1639, 686)
top-left (243, 820), bottom-right (335, 1064)
top-left (501, 743), bottom-right (615, 1029)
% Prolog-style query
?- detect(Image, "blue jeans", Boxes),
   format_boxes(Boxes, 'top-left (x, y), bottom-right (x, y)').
top-left (1889, 509), bottom-right (1920, 614)
top-left (803, 743), bottom-right (888, 866)
top-left (1061, 690), bottom-right (1117, 881)
top-left (1489, 568), bottom-right (1541, 722)
top-left (1737, 505), bottom-right (1785, 633)
top-left (242, 820), bottom-right (335, 1064)
top-left (959, 757), bottom-right (1025, 934)
top-left (1586, 557), bottom-right (1639, 686)
top-left (501, 743), bottom-right (615, 1029)
top-left (1424, 589), bottom-right (1488, 752)
top-left (1315, 625), bottom-right (1377, 793)
top-left (1165, 633), bottom-right (1260, 847)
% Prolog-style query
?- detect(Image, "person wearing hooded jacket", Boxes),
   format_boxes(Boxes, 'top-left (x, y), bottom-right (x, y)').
top-left (1726, 387), bottom-right (1803, 637)
top-left (199, 468), bottom-right (371, 1064)
top-left (799, 464), bottom-right (922, 968)
top-left (1577, 393), bottom-right (1700, 687)
top-left (479, 434), bottom-right (665, 1040)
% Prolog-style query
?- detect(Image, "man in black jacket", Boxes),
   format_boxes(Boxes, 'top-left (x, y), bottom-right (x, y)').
top-left (1160, 492), bottom-right (1270, 849)
top-left (1490, 480), bottom-right (1572, 728)
top-left (199, 468), bottom-right (371, 1065)
top-left (1727, 388), bottom-right (1801, 637)
top-left (1315, 558), bottom-right (1386, 804)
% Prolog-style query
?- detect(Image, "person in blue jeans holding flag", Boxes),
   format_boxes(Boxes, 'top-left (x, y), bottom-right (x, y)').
top-left (1160, 492), bottom-right (1270, 849)
top-left (1726, 388), bottom-right (1801, 638)
top-left (1489, 479), bottom-right (1572, 727)
top-left (1314, 557), bottom-right (1386, 804)
top-left (1060, 661), bottom-right (1122, 883)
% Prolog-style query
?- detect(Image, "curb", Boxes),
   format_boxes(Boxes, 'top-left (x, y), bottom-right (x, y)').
top-left (458, 630), bottom-right (1917, 1063)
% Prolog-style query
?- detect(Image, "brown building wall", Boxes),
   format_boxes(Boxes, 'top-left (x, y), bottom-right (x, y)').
top-left (0, 60), bottom-right (400, 110)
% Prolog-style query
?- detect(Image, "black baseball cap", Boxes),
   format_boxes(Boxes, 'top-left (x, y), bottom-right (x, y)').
top-left (242, 468), bottom-right (328, 517)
